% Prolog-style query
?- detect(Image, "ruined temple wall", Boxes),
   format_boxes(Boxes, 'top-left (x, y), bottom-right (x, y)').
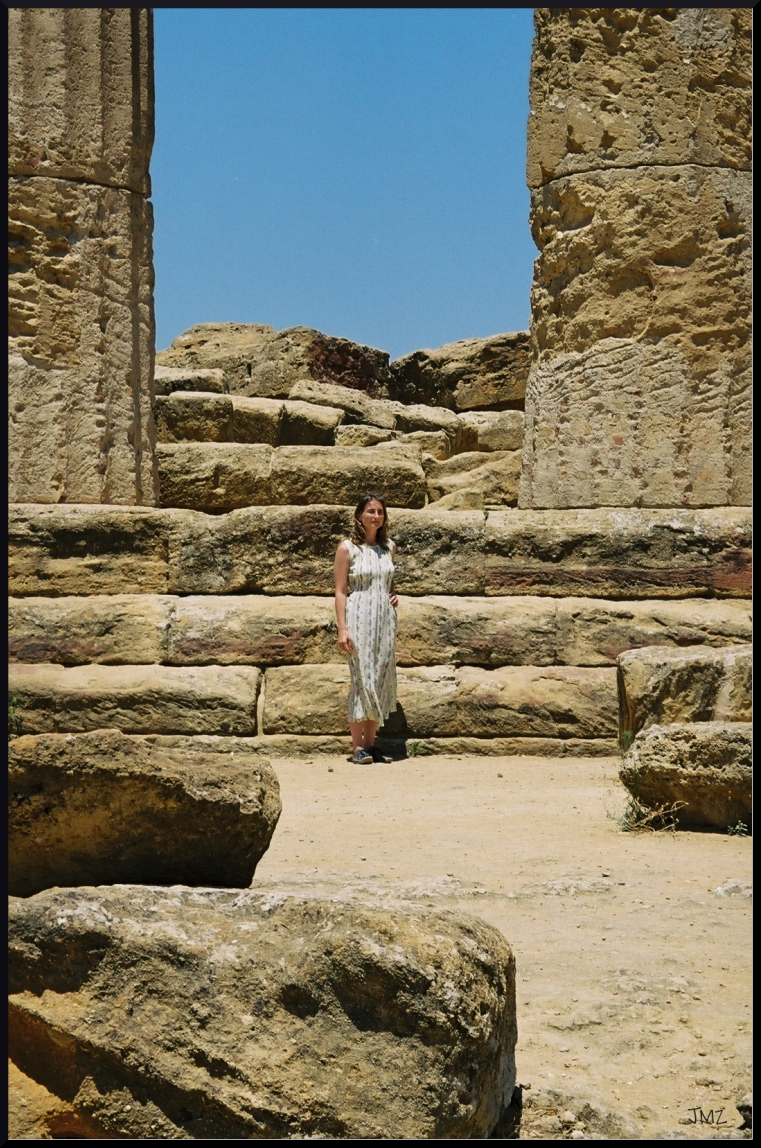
top-left (8, 8), bottom-right (158, 506)
top-left (519, 8), bottom-right (751, 510)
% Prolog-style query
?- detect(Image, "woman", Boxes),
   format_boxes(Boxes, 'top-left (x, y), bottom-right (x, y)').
top-left (334, 493), bottom-right (399, 764)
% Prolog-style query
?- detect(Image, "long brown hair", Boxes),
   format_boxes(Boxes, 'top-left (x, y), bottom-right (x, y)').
top-left (352, 493), bottom-right (390, 548)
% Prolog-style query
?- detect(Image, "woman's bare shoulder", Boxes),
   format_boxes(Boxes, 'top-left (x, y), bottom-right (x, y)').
top-left (337, 539), bottom-right (353, 555)
top-left (389, 538), bottom-right (396, 556)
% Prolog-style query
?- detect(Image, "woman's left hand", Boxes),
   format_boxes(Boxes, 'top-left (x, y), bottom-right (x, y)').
top-left (389, 593), bottom-right (399, 608)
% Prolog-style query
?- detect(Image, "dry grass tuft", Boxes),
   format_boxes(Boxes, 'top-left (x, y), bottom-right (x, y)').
top-left (619, 795), bottom-right (687, 833)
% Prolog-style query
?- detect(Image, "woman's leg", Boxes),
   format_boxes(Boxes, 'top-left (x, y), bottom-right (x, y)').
top-left (349, 720), bottom-right (378, 750)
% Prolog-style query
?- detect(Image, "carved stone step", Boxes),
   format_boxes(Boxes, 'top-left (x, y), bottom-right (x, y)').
top-left (156, 442), bottom-right (427, 511)
top-left (8, 663), bottom-right (261, 736)
top-left (261, 664), bottom-right (618, 739)
top-left (9, 504), bottom-right (751, 599)
top-left (9, 593), bottom-right (752, 669)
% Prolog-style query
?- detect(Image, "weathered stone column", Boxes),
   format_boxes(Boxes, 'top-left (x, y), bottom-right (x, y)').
top-left (8, 8), bottom-right (157, 505)
top-left (519, 9), bottom-right (751, 510)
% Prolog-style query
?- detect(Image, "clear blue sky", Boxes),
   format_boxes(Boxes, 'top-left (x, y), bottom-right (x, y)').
top-left (152, 8), bottom-right (535, 360)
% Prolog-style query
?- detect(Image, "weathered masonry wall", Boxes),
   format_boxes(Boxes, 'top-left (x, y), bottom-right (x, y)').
top-left (8, 8), bottom-right (157, 506)
top-left (519, 8), bottom-right (752, 510)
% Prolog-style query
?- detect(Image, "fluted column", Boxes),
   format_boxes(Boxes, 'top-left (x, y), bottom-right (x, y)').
top-left (8, 8), bottom-right (157, 505)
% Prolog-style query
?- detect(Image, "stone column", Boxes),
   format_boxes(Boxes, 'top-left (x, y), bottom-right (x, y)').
top-left (519, 9), bottom-right (751, 510)
top-left (8, 8), bottom-right (158, 505)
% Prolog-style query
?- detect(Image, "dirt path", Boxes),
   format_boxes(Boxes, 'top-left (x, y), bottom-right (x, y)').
top-left (254, 754), bottom-right (752, 1139)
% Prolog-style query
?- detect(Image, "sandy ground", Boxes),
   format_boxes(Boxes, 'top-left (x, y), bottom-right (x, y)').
top-left (254, 754), bottom-right (752, 1140)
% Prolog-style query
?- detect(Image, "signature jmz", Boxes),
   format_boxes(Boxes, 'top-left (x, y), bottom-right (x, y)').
top-left (686, 1107), bottom-right (728, 1126)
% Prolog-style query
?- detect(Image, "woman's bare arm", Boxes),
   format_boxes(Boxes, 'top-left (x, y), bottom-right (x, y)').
top-left (334, 542), bottom-right (354, 653)
top-left (389, 539), bottom-right (398, 607)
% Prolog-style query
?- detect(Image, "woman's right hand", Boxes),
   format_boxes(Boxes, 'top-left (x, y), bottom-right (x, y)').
top-left (338, 627), bottom-right (354, 654)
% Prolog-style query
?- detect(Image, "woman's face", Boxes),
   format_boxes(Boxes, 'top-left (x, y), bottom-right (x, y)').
top-left (359, 499), bottom-right (385, 535)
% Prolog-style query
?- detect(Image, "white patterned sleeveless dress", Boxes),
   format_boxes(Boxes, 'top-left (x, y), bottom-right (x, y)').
top-left (344, 540), bottom-right (398, 724)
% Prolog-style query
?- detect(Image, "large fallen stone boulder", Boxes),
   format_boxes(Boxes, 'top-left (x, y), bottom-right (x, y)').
top-left (8, 503), bottom-right (752, 600)
top-left (617, 645), bottom-right (752, 750)
top-left (389, 332), bottom-right (530, 410)
top-left (262, 663), bottom-right (617, 739)
top-left (157, 323), bottom-right (392, 398)
top-left (281, 399), bottom-right (344, 446)
top-left (8, 730), bottom-right (281, 896)
top-left (619, 722), bottom-right (752, 830)
top-left (7, 663), bottom-right (261, 736)
top-left (9, 885), bottom-right (517, 1139)
top-left (157, 442), bottom-right (274, 510)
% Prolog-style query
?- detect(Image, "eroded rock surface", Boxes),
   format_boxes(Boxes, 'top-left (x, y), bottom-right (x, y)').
top-left (262, 663), bottom-right (617, 740)
top-left (9, 503), bottom-right (752, 599)
top-left (619, 721), bottom-right (752, 829)
top-left (390, 332), bottom-right (529, 410)
top-left (10, 593), bottom-right (751, 671)
top-left (8, 730), bottom-right (281, 895)
top-left (527, 8), bottom-right (752, 187)
top-left (617, 644), bottom-right (752, 749)
top-left (521, 9), bottom-right (751, 511)
top-left (9, 885), bottom-right (516, 1139)
top-left (7, 662), bottom-right (261, 736)
top-left (8, 9), bottom-right (156, 507)
top-left (157, 322), bottom-right (392, 399)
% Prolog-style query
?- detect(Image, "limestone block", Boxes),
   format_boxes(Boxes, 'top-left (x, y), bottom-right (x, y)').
top-left (527, 8), bottom-right (752, 189)
top-left (396, 596), bottom-right (557, 667)
top-left (8, 177), bottom-right (156, 505)
top-left (458, 410), bottom-right (524, 453)
top-left (8, 8), bottom-right (153, 193)
top-left (154, 391), bottom-right (233, 443)
top-left (152, 392), bottom-right (285, 445)
top-left (153, 365), bottom-right (227, 394)
top-left (232, 396), bottom-right (285, 444)
top-left (262, 664), bottom-right (617, 738)
top-left (281, 399), bottom-right (344, 446)
top-left (157, 443), bottom-right (273, 511)
top-left (335, 424), bottom-right (397, 449)
top-left (8, 730), bottom-right (281, 896)
top-left (269, 445), bottom-right (426, 509)
top-left (428, 453), bottom-right (522, 510)
top-left (289, 379), bottom-right (397, 429)
top-left (9, 886), bottom-right (516, 1139)
top-left (9, 594), bottom-right (172, 666)
top-left (157, 322), bottom-right (392, 398)
top-left (405, 431), bottom-right (454, 460)
top-left (7, 663), bottom-right (262, 737)
top-left (9, 503), bottom-right (752, 600)
top-left (167, 595), bottom-right (337, 666)
top-left (619, 721), bottom-right (752, 830)
top-left (617, 644), bottom-right (752, 749)
top-left (9, 504), bottom-right (177, 597)
top-left (555, 598), bottom-right (753, 667)
top-left (390, 332), bottom-right (530, 410)
top-left (522, 164), bottom-right (751, 508)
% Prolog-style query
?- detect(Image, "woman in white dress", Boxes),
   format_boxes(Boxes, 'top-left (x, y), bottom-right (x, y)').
top-left (334, 493), bottom-right (398, 764)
